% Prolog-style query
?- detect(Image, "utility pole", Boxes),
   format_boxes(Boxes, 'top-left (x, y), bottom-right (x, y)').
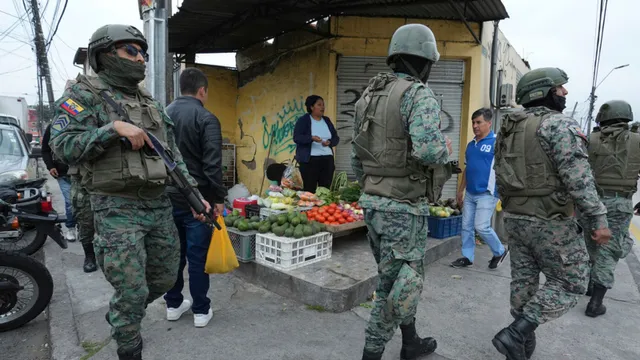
top-left (139, 0), bottom-right (168, 106)
top-left (27, 0), bottom-right (55, 123)
top-left (586, 86), bottom-right (596, 137)
top-left (570, 101), bottom-right (578, 118)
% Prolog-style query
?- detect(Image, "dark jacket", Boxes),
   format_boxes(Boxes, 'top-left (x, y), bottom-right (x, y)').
top-left (41, 124), bottom-right (69, 176)
top-left (293, 113), bottom-right (339, 163)
top-left (165, 96), bottom-right (227, 209)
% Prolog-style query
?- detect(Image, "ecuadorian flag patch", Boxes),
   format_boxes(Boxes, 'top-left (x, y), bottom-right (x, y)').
top-left (51, 114), bottom-right (70, 133)
top-left (60, 98), bottom-right (85, 116)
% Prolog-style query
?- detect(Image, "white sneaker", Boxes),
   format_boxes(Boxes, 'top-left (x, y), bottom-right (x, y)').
top-left (193, 308), bottom-right (213, 328)
top-left (65, 227), bottom-right (76, 242)
top-left (166, 299), bottom-right (192, 321)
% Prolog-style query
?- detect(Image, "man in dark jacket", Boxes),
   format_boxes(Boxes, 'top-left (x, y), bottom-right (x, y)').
top-left (41, 123), bottom-right (76, 242)
top-left (163, 67), bottom-right (227, 328)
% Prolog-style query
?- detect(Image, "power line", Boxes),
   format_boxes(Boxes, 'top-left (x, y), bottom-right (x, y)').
top-left (46, 0), bottom-right (67, 51)
top-left (0, 64), bottom-right (34, 76)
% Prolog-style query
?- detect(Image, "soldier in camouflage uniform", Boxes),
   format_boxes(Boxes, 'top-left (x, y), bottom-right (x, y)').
top-left (351, 24), bottom-right (453, 360)
top-left (49, 25), bottom-right (208, 360)
top-left (70, 176), bottom-right (97, 272)
top-left (581, 100), bottom-right (638, 318)
top-left (492, 67), bottom-right (612, 360)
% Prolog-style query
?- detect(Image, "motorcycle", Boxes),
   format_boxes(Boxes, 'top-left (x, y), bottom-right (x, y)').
top-left (0, 178), bottom-right (67, 255)
top-left (0, 250), bottom-right (53, 332)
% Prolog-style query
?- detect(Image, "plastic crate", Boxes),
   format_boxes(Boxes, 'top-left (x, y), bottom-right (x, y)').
top-left (255, 232), bottom-right (332, 271)
top-left (259, 206), bottom-right (313, 220)
top-left (427, 215), bottom-right (462, 239)
top-left (245, 204), bottom-right (261, 219)
top-left (227, 228), bottom-right (257, 263)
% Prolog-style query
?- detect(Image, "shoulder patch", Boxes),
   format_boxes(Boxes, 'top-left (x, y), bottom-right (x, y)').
top-left (59, 98), bottom-right (86, 116)
top-left (51, 114), bottom-right (70, 134)
top-left (568, 125), bottom-right (587, 142)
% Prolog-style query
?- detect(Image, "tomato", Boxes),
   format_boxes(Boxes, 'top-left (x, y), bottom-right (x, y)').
top-left (347, 216), bottom-right (355, 222)
top-left (334, 212), bottom-right (343, 219)
top-left (339, 218), bottom-right (346, 224)
top-left (330, 203), bottom-right (337, 208)
top-left (327, 208), bottom-right (335, 215)
top-left (327, 216), bottom-right (336, 222)
top-left (316, 215), bottom-right (326, 223)
top-left (318, 208), bottom-right (326, 214)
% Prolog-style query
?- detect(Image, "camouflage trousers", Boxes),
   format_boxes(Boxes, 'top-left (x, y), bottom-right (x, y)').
top-left (505, 216), bottom-right (589, 325)
top-left (584, 197), bottom-right (634, 289)
top-left (70, 179), bottom-right (94, 245)
top-left (363, 209), bottom-right (428, 353)
top-left (93, 206), bottom-right (180, 351)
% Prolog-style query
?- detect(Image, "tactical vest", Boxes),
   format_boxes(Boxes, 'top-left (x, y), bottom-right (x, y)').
top-left (494, 108), bottom-right (574, 219)
top-left (588, 123), bottom-right (640, 196)
top-left (352, 73), bottom-right (431, 203)
top-left (76, 75), bottom-right (169, 200)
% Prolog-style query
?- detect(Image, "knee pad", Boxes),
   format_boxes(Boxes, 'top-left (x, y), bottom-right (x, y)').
top-left (386, 262), bottom-right (424, 321)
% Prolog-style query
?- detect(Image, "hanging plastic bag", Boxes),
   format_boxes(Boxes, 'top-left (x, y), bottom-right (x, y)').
top-left (281, 160), bottom-right (304, 190)
top-left (204, 216), bottom-right (239, 274)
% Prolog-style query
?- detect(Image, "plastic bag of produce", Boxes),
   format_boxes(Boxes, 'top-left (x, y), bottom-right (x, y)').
top-left (281, 160), bottom-right (304, 189)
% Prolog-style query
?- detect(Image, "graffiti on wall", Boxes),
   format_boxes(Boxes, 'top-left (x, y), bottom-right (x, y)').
top-left (261, 96), bottom-right (306, 156)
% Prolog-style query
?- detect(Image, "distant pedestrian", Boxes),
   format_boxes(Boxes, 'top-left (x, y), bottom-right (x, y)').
top-left (451, 108), bottom-right (508, 270)
top-left (41, 123), bottom-right (76, 243)
top-left (163, 67), bottom-right (227, 328)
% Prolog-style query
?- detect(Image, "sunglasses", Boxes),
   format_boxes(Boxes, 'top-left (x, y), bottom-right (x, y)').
top-left (115, 44), bottom-right (149, 62)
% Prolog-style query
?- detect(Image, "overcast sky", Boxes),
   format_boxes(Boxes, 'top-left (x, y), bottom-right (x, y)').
top-left (0, 0), bottom-right (636, 128)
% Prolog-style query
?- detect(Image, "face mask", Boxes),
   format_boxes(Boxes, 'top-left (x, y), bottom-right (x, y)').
top-left (551, 93), bottom-right (567, 112)
top-left (97, 52), bottom-right (147, 92)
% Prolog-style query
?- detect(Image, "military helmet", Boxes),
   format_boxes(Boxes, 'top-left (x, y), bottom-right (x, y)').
top-left (387, 24), bottom-right (440, 65)
top-left (515, 67), bottom-right (568, 105)
top-left (88, 24), bottom-right (148, 72)
top-left (595, 100), bottom-right (633, 123)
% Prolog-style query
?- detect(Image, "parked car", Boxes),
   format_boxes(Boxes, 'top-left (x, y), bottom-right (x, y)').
top-left (0, 122), bottom-right (40, 184)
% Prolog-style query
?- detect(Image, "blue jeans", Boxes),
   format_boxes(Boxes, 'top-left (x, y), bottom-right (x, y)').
top-left (461, 191), bottom-right (505, 262)
top-left (56, 176), bottom-right (76, 228)
top-left (164, 208), bottom-right (212, 314)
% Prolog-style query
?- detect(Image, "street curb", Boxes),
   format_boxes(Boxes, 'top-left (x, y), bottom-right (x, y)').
top-left (44, 178), bottom-right (85, 360)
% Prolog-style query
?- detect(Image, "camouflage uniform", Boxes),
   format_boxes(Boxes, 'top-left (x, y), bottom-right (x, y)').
top-left (492, 67), bottom-right (611, 360)
top-left (49, 25), bottom-right (198, 357)
top-left (583, 197), bottom-right (634, 288)
top-left (501, 111), bottom-right (607, 324)
top-left (352, 73), bottom-right (449, 354)
top-left (70, 180), bottom-right (94, 247)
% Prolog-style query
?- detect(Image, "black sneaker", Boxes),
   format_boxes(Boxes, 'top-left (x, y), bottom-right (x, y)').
top-left (489, 249), bottom-right (509, 270)
top-left (451, 257), bottom-right (473, 268)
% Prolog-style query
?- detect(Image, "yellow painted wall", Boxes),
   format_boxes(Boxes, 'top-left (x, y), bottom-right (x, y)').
top-left (192, 64), bottom-right (238, 143)
top-left (234, 43), bottom-right (333, 195)
top-left (230, 16), bottom-right (490, 193)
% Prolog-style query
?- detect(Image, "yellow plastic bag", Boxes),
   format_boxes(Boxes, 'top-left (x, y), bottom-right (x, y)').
top-left (204, 216), bottom-right (239, 274)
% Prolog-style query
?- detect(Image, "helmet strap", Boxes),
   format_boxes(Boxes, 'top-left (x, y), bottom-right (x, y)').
top-left (399, 57), bottom-right (433, 82)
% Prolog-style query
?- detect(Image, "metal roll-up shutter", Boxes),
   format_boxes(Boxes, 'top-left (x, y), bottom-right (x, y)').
top-left (335, 56), bottom-right (465, 200)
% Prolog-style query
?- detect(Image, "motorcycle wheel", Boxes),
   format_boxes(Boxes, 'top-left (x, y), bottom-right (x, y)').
top-left (0, 228), bottom-right (47, 255)
top-left (0, 251), bottom-right (53, 332)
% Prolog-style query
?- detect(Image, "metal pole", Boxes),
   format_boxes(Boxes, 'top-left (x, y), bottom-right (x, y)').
top-left (28, 0), bottom-right (55, 118)
top-left (140, 0), bottom-right (167, 106)
top-left (570, 101), bottom-right (578, 118)
top-left (586, 86), bottom-right (596, 137)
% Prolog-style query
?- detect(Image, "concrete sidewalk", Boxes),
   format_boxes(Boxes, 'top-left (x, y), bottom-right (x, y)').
top-left (43, 175), bottom-right (640, 360)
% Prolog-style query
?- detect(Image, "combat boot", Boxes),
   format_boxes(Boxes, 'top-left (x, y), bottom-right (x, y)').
top-left (524, 331), bottom-right (536, 359)
top-left (117, 338), bottom-right (143, 360)
top-left (82, 243), bottom-right (97, 273)
top-left (492, 317), bottom-right (538, 360)
top-left (585, 283), bottom-right (607, 317)
top-left (361, 348), bottom-right (383, 360)
top-left (399, 318), bottom-right (437, 360)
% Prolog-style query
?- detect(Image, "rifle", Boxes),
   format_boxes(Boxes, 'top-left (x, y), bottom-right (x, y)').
top-left (99, 91), bottom-right (221, 230)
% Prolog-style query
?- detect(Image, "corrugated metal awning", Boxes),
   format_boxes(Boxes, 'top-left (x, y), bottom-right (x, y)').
top-left (169, 0), bottom-right (509, 54)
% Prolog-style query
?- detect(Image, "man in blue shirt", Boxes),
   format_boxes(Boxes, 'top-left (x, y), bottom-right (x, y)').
top-left (451, 108), bottom-right (508, 269)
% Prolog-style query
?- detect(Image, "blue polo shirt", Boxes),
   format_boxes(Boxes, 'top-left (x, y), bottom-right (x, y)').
top-left (464, 131), bottom-right (497, 196)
